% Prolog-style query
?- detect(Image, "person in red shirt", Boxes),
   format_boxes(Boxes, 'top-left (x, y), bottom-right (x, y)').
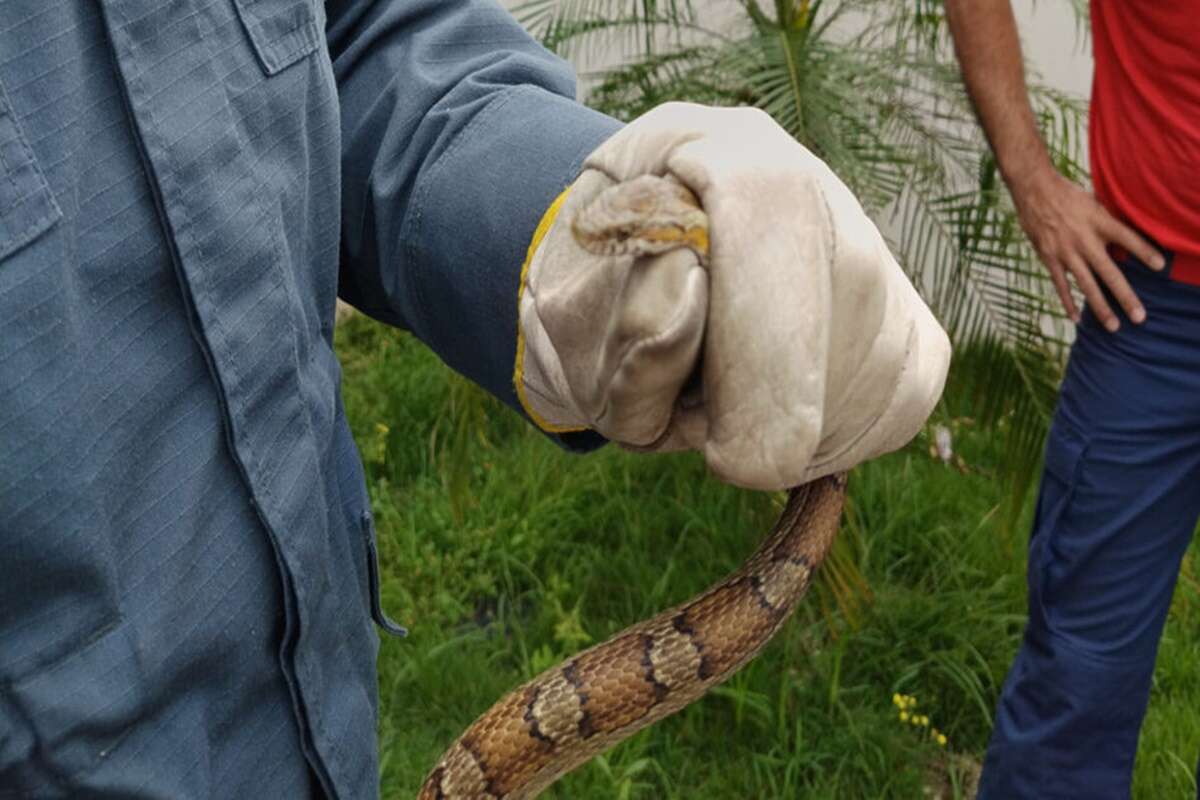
top-left (945, 1), bottom-right (1200, 796)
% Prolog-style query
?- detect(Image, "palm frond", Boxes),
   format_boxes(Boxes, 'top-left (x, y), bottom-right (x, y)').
top-left (511, 0), bottom-right (696, 60)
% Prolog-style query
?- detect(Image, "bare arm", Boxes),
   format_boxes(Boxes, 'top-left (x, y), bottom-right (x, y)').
top-left (944, 0), bottom-right (1164, 331)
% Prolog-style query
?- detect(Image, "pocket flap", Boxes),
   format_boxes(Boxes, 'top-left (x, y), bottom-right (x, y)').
top-left (0, 82), bottom-right (60, 261)
top-left (233, 0), bottom-right (322, 75)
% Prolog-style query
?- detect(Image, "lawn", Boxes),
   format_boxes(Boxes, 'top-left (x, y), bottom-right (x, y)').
top-left (336, 316), bottom-right (1200, 799)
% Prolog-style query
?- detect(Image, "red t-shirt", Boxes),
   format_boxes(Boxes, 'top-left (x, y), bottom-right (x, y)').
top-left (1091, 1), bottom-right (1200, 284)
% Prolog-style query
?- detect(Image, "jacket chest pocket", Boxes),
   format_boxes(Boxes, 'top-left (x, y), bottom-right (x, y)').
top-left (233, 0), bottom-right (324, 75)
top-left (0, 80), bottom-right (60, 261)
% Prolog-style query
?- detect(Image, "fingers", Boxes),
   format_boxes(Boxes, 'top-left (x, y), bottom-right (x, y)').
top-left (1068, 245), bottom-right (1145, 332)
top-left (1045, 260), bottom-right (1079, 322)
top-left (1066, 254), bottom-right (1121, 332)
top-left (1020, 176), bottom-right (1157, 333)
top-left (1098, 212), bottom-right (1166, 271)
top-left (1086, 241), bottom-right (1145, 324)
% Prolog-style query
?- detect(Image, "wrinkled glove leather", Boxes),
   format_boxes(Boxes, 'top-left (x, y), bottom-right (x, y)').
top-left (516, 102), bottom-right (951, 490)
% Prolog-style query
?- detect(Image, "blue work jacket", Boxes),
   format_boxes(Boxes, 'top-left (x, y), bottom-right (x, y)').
top-left (0, 1), bottom-right (617, 796)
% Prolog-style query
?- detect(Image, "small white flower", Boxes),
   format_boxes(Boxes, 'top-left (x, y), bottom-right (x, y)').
top-left (934, 424), bottom-right (953, 463)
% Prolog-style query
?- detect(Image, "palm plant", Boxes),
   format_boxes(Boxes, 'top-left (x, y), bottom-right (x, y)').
top-left (513, 0), bottom-right (1089, 522)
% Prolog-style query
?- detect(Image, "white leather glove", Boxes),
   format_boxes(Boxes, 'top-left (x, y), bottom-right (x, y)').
top-left (515, 102), bottom-right (951, 490)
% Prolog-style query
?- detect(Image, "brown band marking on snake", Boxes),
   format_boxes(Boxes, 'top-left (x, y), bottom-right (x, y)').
top-left (560, 660), bottom-right (595, 740)
top-left (521, 686), bottom-right (555, 747)
top-left (640, 633), bottom-right (672, 704)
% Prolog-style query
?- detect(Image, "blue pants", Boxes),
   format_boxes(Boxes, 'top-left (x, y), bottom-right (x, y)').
top-left (978, 257), bottom-right (1200, 798)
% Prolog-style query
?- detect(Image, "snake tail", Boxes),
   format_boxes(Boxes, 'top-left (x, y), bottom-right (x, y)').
top-left (418, 473), bottom-right (847, 800)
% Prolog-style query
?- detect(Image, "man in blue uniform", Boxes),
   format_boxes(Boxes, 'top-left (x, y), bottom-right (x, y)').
top-left (0, 2), bottom-right (948, 796)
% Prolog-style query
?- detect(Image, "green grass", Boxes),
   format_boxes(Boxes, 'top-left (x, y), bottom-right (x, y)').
top-left (336, 317), bottom-right (1200, 799)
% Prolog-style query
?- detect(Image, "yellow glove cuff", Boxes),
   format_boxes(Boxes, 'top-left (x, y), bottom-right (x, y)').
top-left (512, 185), bottom-right (588, 434)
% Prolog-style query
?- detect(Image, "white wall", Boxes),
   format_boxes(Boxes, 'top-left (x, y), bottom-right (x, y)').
top-left (1017, 0), bottom-right (1092, 98)
top-left (1017, 0), bottom-right (1093, 162)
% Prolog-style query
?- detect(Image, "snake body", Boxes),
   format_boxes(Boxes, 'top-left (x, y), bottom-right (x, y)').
top-left (418, 176), bottom-right (848, 800)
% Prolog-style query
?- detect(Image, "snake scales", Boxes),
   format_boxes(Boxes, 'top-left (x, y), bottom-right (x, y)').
top-left (418, 176), bottom-right (848, 800)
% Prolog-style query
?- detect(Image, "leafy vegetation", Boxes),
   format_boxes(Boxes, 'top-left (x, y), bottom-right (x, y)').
top-left (340, 319), bottom-right (1200, 798)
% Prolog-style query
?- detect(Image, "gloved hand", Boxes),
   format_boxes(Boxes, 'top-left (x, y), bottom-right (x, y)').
top-left (515, 102), bottom-right (951, 491)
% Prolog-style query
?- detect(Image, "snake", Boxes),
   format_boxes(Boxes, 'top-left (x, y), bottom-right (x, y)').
top-left (418, 175), bottom-right (849, 800)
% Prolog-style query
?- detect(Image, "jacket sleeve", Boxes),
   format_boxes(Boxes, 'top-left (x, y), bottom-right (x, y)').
top-left (325, 0), bottom-right (619, 447)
